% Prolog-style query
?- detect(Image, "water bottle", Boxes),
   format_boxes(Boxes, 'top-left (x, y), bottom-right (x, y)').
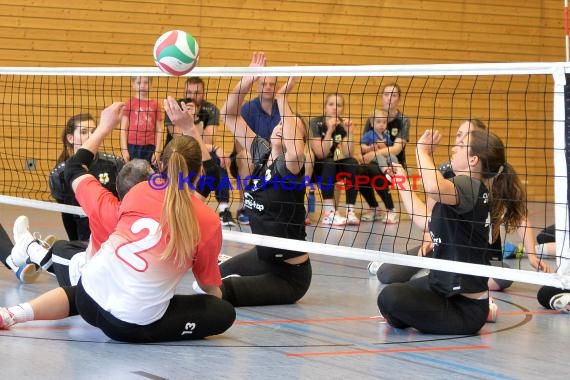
top-left (307, 191), bottom-right (316, 214)
top-left (503, 241), bottom-right (516, 259)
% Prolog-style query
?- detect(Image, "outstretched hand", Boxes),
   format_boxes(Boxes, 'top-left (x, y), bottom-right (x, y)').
top-left (239, 51), bottom-right (267, 90)
top-left (98, 102), bottom-right (125, 135)
top-left (249, 51), bottom-right (266, 81)
top-left (417, 129), bottom-right (442, 154)
top-left (250, 51), bottom-right (266, 68)
top-left (164, 96), bottom-right (194, 132)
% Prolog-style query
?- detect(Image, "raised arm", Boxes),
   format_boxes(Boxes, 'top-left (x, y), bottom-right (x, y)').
top-left (389, 164), bottom-right (429, 230)
top-left (163, 96), bottom-right (210, 162)
top-left (416, 129), bottom-right (457, 205)
top-left (152, 117), bottom-right (164, 166)
top-left (120, 114), bottom-right (130, 162)
top-left (275, 78), bottom-right (305, 174)
top-left (220, 52), bottom-right (264, 153)
top-left (70, 102), bottom-right (125, 193)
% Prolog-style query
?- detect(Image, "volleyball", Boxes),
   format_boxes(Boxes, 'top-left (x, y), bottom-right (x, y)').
top-left (153, 30), bottom-right (199, 76)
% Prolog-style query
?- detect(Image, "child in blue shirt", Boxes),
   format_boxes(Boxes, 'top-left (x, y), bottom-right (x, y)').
top-left (361, 110), bottom-right (393, 147)
top-left (360, 109), bottom-right (399, 224)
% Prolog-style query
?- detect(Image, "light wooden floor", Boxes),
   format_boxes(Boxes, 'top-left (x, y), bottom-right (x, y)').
top-left (0, 203), bottom-right (567, 380)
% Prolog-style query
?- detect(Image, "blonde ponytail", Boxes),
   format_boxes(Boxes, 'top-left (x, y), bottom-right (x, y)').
top-left (160, 136), bottom-right (202, 267)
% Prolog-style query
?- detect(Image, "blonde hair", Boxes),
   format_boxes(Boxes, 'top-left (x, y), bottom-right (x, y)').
top-left (367, 109), bottom-right (388, 127)
top-left (372, 108), bottom-right (388, 119)
top-left (324, 93), bottom-right (345, 107)
top-left (160, 136), bottom-right (202, 267)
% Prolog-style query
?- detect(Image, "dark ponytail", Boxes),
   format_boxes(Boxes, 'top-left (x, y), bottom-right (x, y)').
top-left (489, 162), bottom-right (527, 240)
top-left (469, 130), bottom-right (526, 240)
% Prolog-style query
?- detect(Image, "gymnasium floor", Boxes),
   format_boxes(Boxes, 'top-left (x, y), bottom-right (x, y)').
top-left (0, 203), bottom-right (567, 380)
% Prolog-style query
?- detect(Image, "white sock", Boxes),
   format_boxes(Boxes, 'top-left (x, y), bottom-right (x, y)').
top-left (8, 303), bottom-right (34, 323)
top-left (5, 255), bottom-right (19, 272)
top-left (218, 203), bottom-right (229, 212)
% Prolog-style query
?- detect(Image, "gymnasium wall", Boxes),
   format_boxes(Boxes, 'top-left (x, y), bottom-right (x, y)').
top-left (0, 0), bottom-right (564, 202)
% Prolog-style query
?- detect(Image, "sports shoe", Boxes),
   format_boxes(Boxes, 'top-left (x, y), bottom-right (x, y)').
top-left (321, 210), bottom-right (347, 226)
top-left (15, 262), bottom-right (42, 284)
top-left (237, 209), bottom-right (249, 225)
top-left (487, 297), bottom-right (498, 322)
top-left (367, 261), bottom-right (383, 275)
top-left (550, 293), bottom-right (570, 313)
top-left (381, 210), bottom-right (400, 224)
top-left (0, 307), bottom-right (16, 329)
top-left (11, 216), bottom-right (55, 268)
top-left (11, 216), bottom-right (34, 267)
top-left (218, 254), bottom-right (232, 265)
top-left (346, 210), bottom-right (360, 226)
top-left (219, 209), bottom-right (237, 227)
top-left (13, 234), bottom-right (57, 284)
top-left (361, 209), bottom-right (383, 222)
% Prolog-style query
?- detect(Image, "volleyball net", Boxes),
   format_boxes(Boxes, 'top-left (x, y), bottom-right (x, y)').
top-left (0, 62), bottom-right (569, 289)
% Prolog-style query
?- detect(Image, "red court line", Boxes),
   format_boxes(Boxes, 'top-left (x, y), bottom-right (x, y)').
top-left (287, 344), bottom-right (491, 357)
top-left (235, 315), bottom-right (383, 325)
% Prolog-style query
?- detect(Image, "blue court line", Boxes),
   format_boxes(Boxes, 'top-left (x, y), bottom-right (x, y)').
top-left (236, 310), bottom-right (510, 378)
top-left (399, 352), bottom-right (515, 380)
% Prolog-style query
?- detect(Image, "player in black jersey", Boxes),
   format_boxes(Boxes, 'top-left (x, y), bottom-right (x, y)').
top-left (49, 113), bottom-right (123, 242)
top-left (371, 119), bottom-right (552, 290)
top-left (378, 129), bottom-right (527, 334)
top-left (206, 52), bottom-right (311, 307)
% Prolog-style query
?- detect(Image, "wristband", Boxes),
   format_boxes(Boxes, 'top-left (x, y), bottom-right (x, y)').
top-left (64, 149), bottom-right (95, 186)
top-left (202, 158), bottom-right (216, 173)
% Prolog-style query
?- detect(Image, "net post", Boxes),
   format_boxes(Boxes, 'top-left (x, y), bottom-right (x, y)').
top-left (555, 65), bottom-right (570, 275)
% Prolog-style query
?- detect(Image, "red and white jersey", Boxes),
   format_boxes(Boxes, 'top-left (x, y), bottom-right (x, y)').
top-left (75, 176), bottom-right (121, 257)
top-left (80, 181), bottom-right (222, 325)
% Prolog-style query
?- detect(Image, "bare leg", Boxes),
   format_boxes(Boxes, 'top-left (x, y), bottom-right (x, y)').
top-left (29, 287), bottom-right (70, 320)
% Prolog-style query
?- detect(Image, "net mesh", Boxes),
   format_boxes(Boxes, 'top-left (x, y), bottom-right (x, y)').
top-left (0, 63), bottom-right (568, 287)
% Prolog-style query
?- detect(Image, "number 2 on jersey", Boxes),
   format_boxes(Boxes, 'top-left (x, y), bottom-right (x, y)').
top-left (116, 218), bottom-right (162, 271)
